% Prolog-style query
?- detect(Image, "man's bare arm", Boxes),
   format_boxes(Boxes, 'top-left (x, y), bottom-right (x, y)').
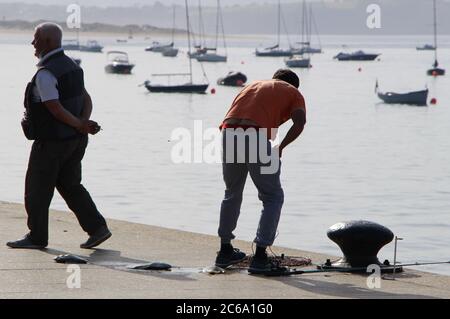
top-left (43, 99), bottom-right (100, 134)
top-left (43, 99), bottom-right (84, 131)
top-left (279, 108), bottom-right (306, 157)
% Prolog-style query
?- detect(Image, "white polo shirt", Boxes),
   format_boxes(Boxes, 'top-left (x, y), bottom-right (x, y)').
top-left (32, 48), bottom-right (63, 103)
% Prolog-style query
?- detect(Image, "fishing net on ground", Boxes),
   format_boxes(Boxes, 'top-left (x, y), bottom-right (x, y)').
top-left (234, 255), bottom-right (312, 268)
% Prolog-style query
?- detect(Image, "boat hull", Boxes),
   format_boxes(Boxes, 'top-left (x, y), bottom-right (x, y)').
top-left (335, 53), bottom-right (379, 61)
top-left (79, 46), bottom-right (103, 53)
top-left (285, 57), bottom-right (311, 68)
top-left (146, 44), bottom-right (173, 52)
top-left (145, 83), bottom-right (209, 93)
top-left (162, 48), bottom-right (179, 57)
top-left (255, 49), bottom-right (292, 57)
top-left (196, 54), bottom-right (227, 62)
top-left (105, 64), bottom-right (135, 74)
top-left (416, 45), bottom-right (435, 51)
top-left (377, 89), bottom-right (429, 106)
top-left (63, 44), bottom-right (80, 51)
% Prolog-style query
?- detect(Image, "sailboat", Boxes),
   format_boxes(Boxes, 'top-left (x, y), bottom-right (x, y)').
top-left (427, 0), bottom-right (445, 76)
top-left (62, 27), bottom-right (102, 53)
top-left (63, 28), bottom-right (82, 64)
top-left (292, 1), bottom-right (322, 55)
top-left (80, 40), bottom-right (103, 53)
top-left (162, 5), bottom-right (180, 57)
top-left (62, 39), bottom-right (80, 51)
top-left (189, 0), bottom-right (208, 59)
top-left (145, 8), bottom-right (175, 54)
top-left (416, 44), bottom-right (435, 51)
top-left (286, 0), bottom-right (312, 68)
top-left (255, 0), bottom-right (293, 57)
top-left (144, 0), bottom-right (209, 94)
top-left (196, 0), bottom-right (227, 62)
top-left (145, 40), bottom-right (174, 52)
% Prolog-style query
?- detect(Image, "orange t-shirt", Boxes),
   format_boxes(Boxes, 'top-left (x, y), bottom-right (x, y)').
top-left (222, 80), bottom-right (306, 139)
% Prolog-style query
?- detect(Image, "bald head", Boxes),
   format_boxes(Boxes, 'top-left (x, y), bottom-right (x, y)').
top-left (32, 22), bottom-right (63, 58)
top-left (36, 22), bottom-right (63, 46)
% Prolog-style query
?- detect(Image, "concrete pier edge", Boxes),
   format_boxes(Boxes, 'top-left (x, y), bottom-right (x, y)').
top-left (1, 201), bottom-right (449, 299)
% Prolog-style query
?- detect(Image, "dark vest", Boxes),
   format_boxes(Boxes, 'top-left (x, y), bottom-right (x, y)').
top-left (22, 50), bottom-right (84, 141)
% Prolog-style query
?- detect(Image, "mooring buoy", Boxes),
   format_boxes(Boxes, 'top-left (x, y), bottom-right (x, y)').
top-left (320, 220), bottom-right (403, 273)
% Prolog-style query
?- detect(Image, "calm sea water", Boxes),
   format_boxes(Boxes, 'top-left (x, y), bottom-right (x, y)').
top-left (1, 33), bottom-right (449, 275)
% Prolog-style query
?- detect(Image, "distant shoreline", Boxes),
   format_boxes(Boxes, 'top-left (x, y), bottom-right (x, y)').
top-left (0, 19), bottom-right (183, 36)
top-left (0, 20), bottom-right (271, 43)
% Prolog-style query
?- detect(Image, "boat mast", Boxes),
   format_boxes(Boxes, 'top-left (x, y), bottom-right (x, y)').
top-left (307, 3), bottom-right (312, 46)
top-left (219, 0), bottom-right (227, 55)
top-left (198, 0), bottom-right (206, 48)
top-left (310, 3), bottom-right (322, 50)
top-left (215, 0), bottom-right (220, 50)
top-left (171, 5), bottom-right (176, 45)
top-left (277, 0), bottom-right (281, 47)
top-left (186, 0), bottom-right (193, 84)
top-left (433, 0), bottom-right (438, 67)
top-left (76, 1), bottom-right (80, 48)
top-left (301, 0), bottom-right (306, 46)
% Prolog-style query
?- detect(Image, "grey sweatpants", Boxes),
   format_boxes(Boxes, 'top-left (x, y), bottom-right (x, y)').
top-left (218, 128), bottom-right (284, 247)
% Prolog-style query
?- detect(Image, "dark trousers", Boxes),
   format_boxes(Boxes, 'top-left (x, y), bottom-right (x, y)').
top-left (25, 135), bottom-right (106, 245)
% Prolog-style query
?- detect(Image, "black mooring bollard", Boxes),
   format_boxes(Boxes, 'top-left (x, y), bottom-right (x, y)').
top-left (320, 220), bottom-right (403, 273)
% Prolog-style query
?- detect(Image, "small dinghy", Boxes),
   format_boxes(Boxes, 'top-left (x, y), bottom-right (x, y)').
top-left (217, 71), bottom-right (247, 87)
top-left (375, 81), bottom-right (428, 106)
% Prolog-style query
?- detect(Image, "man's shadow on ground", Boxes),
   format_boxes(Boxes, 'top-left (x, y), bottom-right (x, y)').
top-left (42, 248), bottom-right (436, 298)
top-left (43, 247), bottom-right (197, 282)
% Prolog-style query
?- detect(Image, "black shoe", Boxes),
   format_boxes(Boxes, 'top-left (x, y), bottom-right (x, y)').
top-left (248, 254), bottom-right (287, 275)
top-left (6, 234), bottom-right (46, 249)
top-left (80, 226), bottom-right (112, 249)
top-left (215, 248), bottom-right (246, 268)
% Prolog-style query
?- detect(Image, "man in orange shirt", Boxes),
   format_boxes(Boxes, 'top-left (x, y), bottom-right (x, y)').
top-left (215, 69), bottom-right (306, 274)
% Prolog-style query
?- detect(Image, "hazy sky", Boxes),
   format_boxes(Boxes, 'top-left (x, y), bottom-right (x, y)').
top-left (2, 0), bottom-right (449, 35)
top-left (0, 0), bottom-right (262, 5)
top-left (0, 0), bottom-right (331, 6)
top-left (0, 0), bottom-right (448, 8)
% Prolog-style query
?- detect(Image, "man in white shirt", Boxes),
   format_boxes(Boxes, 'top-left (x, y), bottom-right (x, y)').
top-left (7, 22), bottom-right (111, 249)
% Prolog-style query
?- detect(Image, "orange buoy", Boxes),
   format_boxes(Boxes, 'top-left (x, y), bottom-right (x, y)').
top-left (430, 98), bottom-right (437, 105)
top-left (211, 88), bottom-right (216, 94)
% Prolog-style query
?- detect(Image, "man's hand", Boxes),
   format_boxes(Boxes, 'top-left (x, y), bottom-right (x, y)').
top-left (273, 145), bottom-right (283, 159)
top-left (88, 120), bottom-right (101, 135)
top-left (77, 120), bottom-right (101, 135)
